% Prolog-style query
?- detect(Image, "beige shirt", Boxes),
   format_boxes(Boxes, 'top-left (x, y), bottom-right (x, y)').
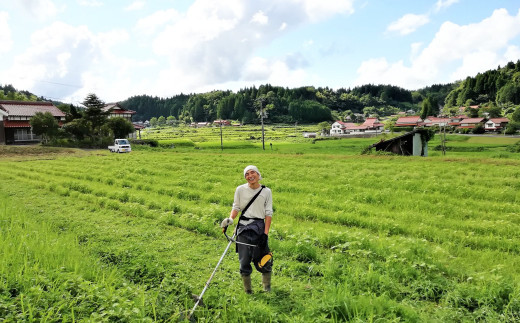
top-left (232, 184), bottom-right (273, 223)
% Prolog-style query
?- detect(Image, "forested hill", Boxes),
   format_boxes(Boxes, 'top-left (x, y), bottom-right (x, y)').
top-left (444, 60), bottom-right (520, 109)
top-left (3, 60), bottom-right (520, 124)
top-left (121, 83), bottom-right (456, 123)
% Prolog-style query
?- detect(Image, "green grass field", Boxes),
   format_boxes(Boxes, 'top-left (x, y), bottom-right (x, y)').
top-left (1, 133), bottom-right (520, 322)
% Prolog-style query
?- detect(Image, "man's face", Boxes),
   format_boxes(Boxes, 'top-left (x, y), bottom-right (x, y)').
top-left (245, 169), bottom-right (259, 185)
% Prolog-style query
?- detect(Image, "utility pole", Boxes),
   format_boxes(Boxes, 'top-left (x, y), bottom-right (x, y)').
top-left (261, 99), bottom-right (265, 150)
top-left (220, 121), bottom-right (223, 151)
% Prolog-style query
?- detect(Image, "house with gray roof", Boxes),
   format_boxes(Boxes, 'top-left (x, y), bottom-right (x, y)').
top-left (0, 100), bottom-right (65, 144)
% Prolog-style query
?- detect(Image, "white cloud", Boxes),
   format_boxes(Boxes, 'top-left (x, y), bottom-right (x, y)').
top-left (77, 0), bottom-right (103, 7)
top-left (0, 12), bottom-right (13, 54)
top-left (434, 0), bottom-right (459, 12)
top-left (251, 10), bottom-right (268, 25)
top-left (387, 14), bottom-right (430, 35)
top-left (149, 0), bottom-right (353, 94)
top-left (297, 0), bottom-right (355, 22)
top-left (4, 22), bottom-right (138, 102)
top-left (125, 1), bottom-right (145, 11)
top-left (135, 9), bottom-right (180, 35)
top-left (20, 0), bottom-right (60, 20)
top-left (356, 8), bottom-right (520, 89)
top-left (5, 22), bottom-right (99, 97)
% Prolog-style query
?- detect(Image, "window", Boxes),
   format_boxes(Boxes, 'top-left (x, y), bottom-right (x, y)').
top-left (14, 128), bottom-right (41, 141)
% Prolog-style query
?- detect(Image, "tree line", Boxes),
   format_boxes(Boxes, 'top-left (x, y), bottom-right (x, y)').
top-left (3, 60), bottom-right (520, 129)
top-left (120, 83), bottom-right (455, 124)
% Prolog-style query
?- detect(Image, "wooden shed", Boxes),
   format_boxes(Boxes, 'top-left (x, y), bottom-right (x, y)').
top-left (370, 129), bottom-right (431, 156)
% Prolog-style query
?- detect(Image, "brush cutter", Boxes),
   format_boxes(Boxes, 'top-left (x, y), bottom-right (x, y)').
top-left (185, 226), bottom-right (236, 320)
top-left (186, 225), bottom-right (272, 320)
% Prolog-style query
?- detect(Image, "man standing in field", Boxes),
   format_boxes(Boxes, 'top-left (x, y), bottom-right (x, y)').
top-left (221, 165), bottom-right (273, 293)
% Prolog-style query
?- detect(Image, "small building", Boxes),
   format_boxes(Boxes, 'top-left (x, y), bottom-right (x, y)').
top-left (458, 117), bottom-right (486, 129)
top-left (362, 117), bottom-right (384, 131)
top-left (370, 129), bottom-right (430, 156)
top-left (213, 119), bottom-right (231, 126)
top-left (485, 118), bottom-right (509, 132)
top-left (0, 100), bottom-right (65, 144)
top-left (303, 132), bottom-right (317, 138)
top-left (423, 116), bottom-right (451, 127)
top-left (103, 103), bottom-right (136, 122)
top-left (395, 116), bottom-right (423, 127)
top-left (331, 121), bottom-right (356, 135)
top-left (103, 102), bottom-right (138, 138)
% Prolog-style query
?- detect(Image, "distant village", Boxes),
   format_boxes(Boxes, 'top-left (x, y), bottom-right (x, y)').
top-left (0, 100), bottom-right (513, 145)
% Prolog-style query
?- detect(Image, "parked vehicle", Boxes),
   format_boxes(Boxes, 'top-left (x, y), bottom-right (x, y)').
top-left (108, 139), bottom-right (132, 153)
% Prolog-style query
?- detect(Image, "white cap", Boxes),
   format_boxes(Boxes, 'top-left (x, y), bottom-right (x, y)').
top-left (244, 165), bottom-right (262, 180)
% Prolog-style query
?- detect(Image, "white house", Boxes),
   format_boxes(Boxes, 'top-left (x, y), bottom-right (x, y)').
top-left (331, 121), bottom-right (356, 135)
top-left (485, 118), bottom-right (509, 132)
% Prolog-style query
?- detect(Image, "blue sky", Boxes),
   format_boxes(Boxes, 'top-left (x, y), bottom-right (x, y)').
top-left (1, 0), bottom-right (520, 105)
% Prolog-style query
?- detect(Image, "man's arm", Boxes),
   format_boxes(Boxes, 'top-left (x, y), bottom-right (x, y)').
top-left (264, 216), bottom-right (271, 235)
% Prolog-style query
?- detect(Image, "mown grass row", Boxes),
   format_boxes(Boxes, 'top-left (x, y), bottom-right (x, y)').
top-left (1, 143), bottom-right (520, 321)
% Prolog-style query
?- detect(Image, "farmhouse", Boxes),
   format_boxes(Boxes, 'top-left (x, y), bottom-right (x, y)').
top-left (0, 100), bottom-right (65, 145)
top-left (423, 116), bottom-right (451, 127)
top-left (370, 129), bottom-right (430, 156)
top-left (331, 118), bottom-right (384, 135)
top-left (331, 121), bottom-right (356, 135)
top-left (457, 117), bottom-right (486, 129)
top-left (103, 103), bottom-right (136, 122)
top-left (394, 116), bottom-right (423, 127)
top-left (213, 119), bottom-right (231, 126)
top-left (485, 118), bottom-right (509, 132)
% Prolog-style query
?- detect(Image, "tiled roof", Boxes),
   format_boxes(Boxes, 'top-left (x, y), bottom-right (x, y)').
top-left (460, 118), bottom-right (485, 124)
top-left (103, 103), bottom-right (136, 114)
top-left (0, 100), bottom-right (65, 117)
top-left (488, 118), bottom-right (509, 123)
top-left (396, 116), bottom-right (421, 123)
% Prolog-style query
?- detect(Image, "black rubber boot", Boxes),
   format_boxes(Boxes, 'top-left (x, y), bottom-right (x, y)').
top-left (262, 272), bottom-right (271, 292)
top-left (242, 275), bottom-right (252, 294)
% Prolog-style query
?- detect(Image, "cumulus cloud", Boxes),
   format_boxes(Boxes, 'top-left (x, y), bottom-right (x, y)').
top-left (251, 10), bottom-right (269, 25)
top-left (298, 0), bottom-right (355, 22)
top-left (125, 1), bottom-right (145, 11)
top-left (77, 0), bottom-right (103, 7)
top-left (356, 8), bottom-right (520, 89)
top-left (150, 0), bottom-right (354, 93)
top-left (387, 14), bottom-right (430, 35)
top-left (0, 12), bottom-right (13, 54)
top-left (434, 0), bottom-right (459, 12)
top-left (20, 0), bottom-right (60, 20)
top-left (5, 22), bottom-right (99, 98)
top-left (4, 22), bottom-right (137, 102)
top-left (135, 9), bottom-right (180, 35)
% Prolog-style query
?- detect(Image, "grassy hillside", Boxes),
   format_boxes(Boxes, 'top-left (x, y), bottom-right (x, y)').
top-left (1, 138), bottom-right (519, 321)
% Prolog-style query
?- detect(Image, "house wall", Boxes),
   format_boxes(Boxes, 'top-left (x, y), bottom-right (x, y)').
top-left (412, 133), bottom-right (428, 156)
top-left (0, 122), bottom-right (5, 144)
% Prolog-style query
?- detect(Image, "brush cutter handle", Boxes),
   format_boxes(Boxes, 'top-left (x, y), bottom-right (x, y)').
top-left (223, 230), bottom-right (258, 248)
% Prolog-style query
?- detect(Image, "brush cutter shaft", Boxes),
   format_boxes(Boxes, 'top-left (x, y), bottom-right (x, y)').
top-left (187, 235), bottom-right (235, 319)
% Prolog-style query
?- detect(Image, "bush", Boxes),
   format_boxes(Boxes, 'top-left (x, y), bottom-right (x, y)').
top-left (471, 123), bottom-right (485, 134)
top-left (506, 142), bottom-right (520, 153)
top-left (131, 139), bottom-right (159, 147)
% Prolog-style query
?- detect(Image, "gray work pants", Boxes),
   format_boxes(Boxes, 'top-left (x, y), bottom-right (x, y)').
top-left (237, 230), bottom-right (272, 275)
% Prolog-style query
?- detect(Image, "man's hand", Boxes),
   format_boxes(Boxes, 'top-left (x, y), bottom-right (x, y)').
top-left (258, 233), bottom-right (268, 249)
top-left (220, 217), bottom-right (233, 228)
